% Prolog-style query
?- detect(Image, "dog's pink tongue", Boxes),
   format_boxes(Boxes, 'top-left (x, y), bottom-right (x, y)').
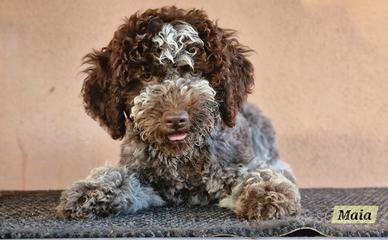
top-left (168, 133), bottom-right (187, 141)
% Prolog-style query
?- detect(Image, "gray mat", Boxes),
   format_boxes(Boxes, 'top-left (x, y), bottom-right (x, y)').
top-left (0, 188), bottom-right (387, 238)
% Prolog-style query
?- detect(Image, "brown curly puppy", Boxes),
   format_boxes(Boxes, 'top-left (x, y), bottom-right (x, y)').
top-left (56, 6), bottom-right (301, 221)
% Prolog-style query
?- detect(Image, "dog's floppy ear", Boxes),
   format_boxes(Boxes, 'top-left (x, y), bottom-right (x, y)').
top-left (204, 27), bottom-right (254, 127)
top-left (82, 47), bottom-right (126, 140)
top-left (217, 33), bottom-right (254, 127)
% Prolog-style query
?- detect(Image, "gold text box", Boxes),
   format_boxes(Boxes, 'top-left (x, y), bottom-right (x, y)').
top-left (332, 205), bottom-right (378, 224)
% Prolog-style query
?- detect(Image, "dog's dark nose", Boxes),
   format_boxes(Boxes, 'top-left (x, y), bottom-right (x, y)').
top-left (163, 111), bottom-right (189, 130)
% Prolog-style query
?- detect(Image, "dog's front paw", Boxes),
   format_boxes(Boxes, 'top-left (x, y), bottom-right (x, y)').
top-left (56, 166), bottom-right (129, 219)
top-left (56, 166), bottom-right (165, 219)
top-left (56, 182), bottom-right (118, 219)
top-left (234, 169), bottom-right (301, 221)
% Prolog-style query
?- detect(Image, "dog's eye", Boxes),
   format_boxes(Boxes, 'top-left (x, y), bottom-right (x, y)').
top-left (143, 73), bottom-right (153, 82)
top-left (187, 46), bottom-right (198, 55)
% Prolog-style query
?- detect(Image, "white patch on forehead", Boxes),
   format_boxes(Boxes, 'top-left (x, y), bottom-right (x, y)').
top-left (152, 22), bottom-right (203, 69)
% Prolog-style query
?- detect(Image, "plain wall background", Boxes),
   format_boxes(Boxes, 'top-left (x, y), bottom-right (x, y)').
top-left (1, 0), bottom-right (388, 190)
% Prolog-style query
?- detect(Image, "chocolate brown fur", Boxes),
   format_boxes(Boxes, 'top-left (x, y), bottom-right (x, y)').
top-left (57, 6), bottom-right (301, 221)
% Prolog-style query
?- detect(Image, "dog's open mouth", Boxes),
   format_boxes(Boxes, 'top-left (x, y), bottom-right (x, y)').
top-left (167, 132), bottom-right (187, 142)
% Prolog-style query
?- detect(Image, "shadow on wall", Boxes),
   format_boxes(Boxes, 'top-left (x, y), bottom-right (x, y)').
top-left (280, 131), bottom-right (388, 188)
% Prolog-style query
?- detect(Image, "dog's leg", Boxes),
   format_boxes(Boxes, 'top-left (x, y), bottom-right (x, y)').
top-left (56, 166), bottom-right (164, 219)
top-left (219, 168), bottom-right (301, 221)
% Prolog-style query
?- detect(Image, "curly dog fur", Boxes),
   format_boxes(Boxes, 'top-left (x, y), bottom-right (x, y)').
top-left (57, 6), bottom-right (301, 221)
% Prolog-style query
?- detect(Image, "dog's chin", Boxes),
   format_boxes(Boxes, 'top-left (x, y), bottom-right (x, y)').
top-left (145, 131), bottom-right (201, 157)
top-left (162, 133), bottom-right (194, 157)
top-left (167, 132), bottom-right (188, 142)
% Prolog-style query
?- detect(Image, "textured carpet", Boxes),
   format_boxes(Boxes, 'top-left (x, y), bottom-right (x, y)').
top-left (0, 188), bottom-right (387, 238)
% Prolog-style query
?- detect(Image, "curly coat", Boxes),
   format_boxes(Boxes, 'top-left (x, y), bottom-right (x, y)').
top-left (82, 7), bottom-right (254, 139)
top-left (57, 6), bottom-right (301, 221)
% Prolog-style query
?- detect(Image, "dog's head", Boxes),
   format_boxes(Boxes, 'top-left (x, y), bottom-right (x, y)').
top-left (82, 7), bottom-right (254, 154)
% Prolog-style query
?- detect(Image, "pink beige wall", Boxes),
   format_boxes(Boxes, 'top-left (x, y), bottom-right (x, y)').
top-left (1, 0), bottom-right (388, 190)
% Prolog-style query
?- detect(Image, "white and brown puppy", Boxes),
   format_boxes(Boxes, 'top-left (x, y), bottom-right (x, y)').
top-left (57, 6), bottom-right (301, 221)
